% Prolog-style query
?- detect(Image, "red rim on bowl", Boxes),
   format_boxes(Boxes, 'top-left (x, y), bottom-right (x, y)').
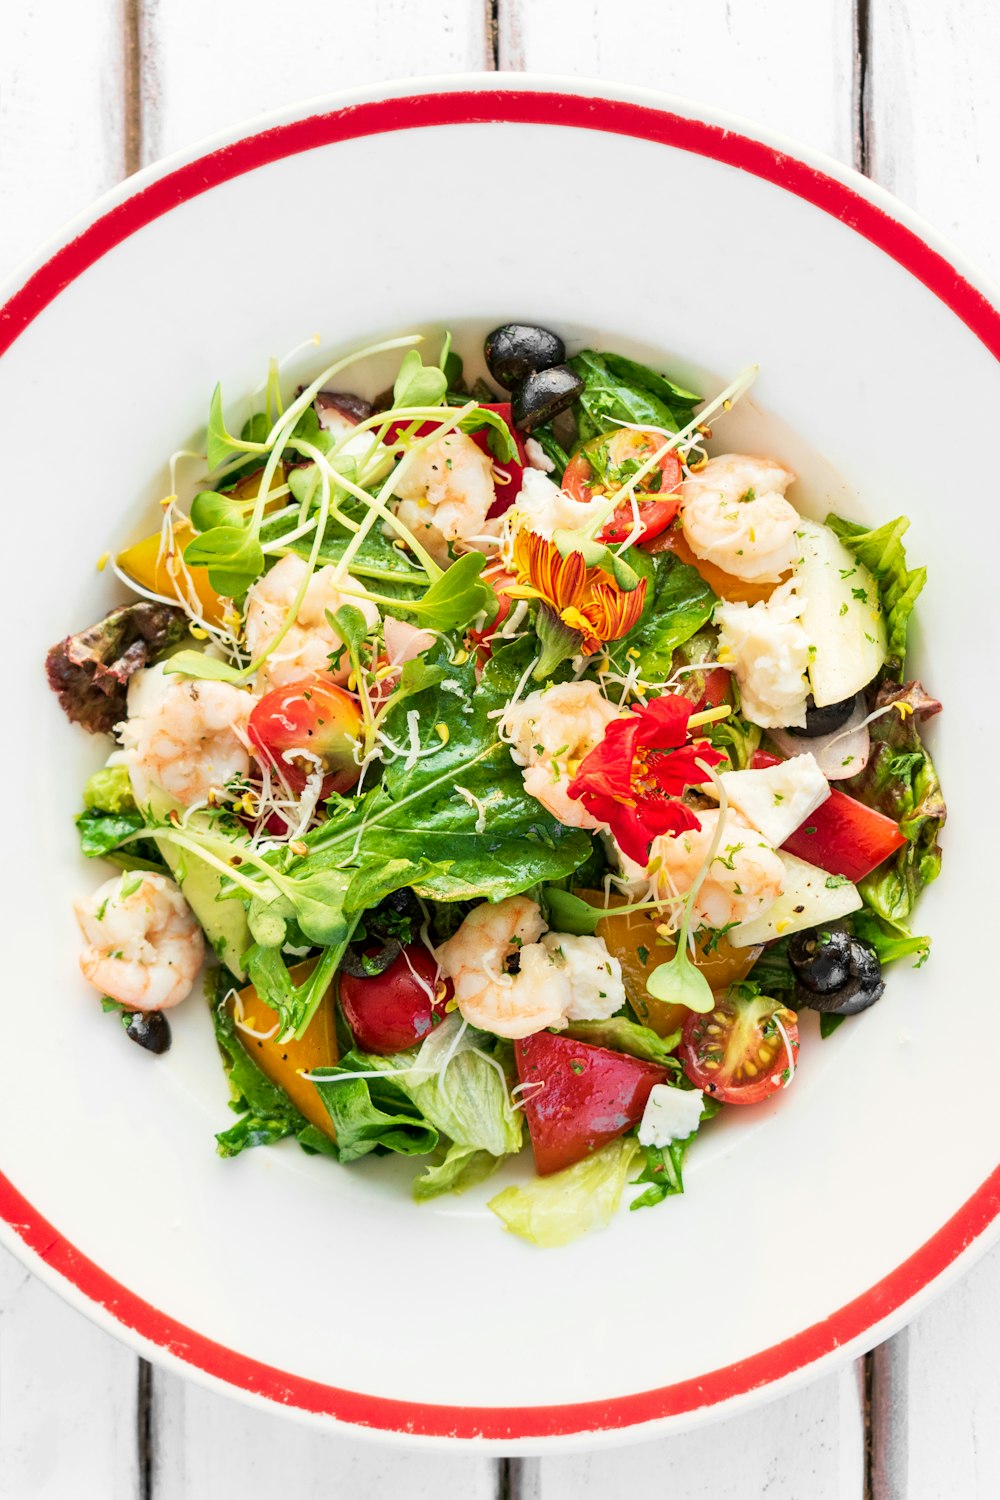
top-left (3, 85), bottom-right (998, 1443)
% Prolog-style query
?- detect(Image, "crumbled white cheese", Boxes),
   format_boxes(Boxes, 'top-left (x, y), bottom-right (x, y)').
top-left (515, 467), bottom-right (607, 539)
top-left (541, 932), bottom-right (626, 1021)
top-left (638, 1084), bottom-right (704, 1148)
top-left (524, 436), bottom-right (556, 473)
top-left (714, 580), bottom-right (811, 729)
top-left (716, 753), bottom-right (830, 846)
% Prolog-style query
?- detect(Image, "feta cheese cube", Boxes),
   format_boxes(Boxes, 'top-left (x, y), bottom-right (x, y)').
top-left (638, 1084), bottom-right (705, 1148)
top-left (716, 753), bottom-right (830, 847)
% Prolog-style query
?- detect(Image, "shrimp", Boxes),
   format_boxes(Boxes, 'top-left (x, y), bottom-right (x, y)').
top-left (74, 871), bottom-right (205, 1010)
top-left (244, 554), bottom-right (379, 693)
top-left (500, 681), bottom-right (622, 830)
top-left (121, 663), bottom-right (254, 808)
top-left (650, 808), bottom-right (785, 931)
top-left (680, 454), bottom-right (800, 582)
top-left (436, 896), bottom-right (625, 1039)
top-left (512, 467), bottom-right (608, 540)
top-left (390, 430), bottom-right (497, 566)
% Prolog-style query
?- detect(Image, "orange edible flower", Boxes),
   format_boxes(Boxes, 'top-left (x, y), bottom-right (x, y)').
top-left (510, 529), bottom-right (647, 654)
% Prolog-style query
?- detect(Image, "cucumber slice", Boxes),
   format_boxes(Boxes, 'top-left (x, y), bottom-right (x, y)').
top-left (793, 519), bottom-right (887, 707)
top-left (728, 851), bottom-right (862, 948)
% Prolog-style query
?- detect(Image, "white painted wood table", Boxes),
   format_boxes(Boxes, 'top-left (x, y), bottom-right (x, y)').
top-left (1, 2), bottom-right (997, 1495)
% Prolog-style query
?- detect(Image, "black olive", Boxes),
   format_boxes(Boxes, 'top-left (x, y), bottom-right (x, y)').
top-left (339, 937), bottom-right (403, 979)
top-left (511, 366), bottom-right (585, 433)
top-left (484, 324), bottom-right (565, 389)
top-left (789, 925), bottom-right (885, 1015)
top-left (786, 694), bottom-right (857, 738)
top-left (122, 1010), bottom-right (171, 1054)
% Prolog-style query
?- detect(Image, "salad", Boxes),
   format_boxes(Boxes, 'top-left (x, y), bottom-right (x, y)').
top-left (47, 325), bottom-right (944, 1247)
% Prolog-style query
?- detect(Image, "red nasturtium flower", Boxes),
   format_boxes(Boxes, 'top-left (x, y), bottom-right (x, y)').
top-left (567, 694), bottom-right (725, 865)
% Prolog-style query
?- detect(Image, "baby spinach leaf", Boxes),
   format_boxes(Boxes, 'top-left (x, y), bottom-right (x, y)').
top-left (311, 1066), bottom-right (439, 1163)
top-left (613, 549), bottom-right (717, 680)
top-left (570, 350), bottom-right (701, 444)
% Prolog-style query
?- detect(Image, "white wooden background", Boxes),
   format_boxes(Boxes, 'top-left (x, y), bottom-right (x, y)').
top-left (1, 1), bottom-right (997, 1494)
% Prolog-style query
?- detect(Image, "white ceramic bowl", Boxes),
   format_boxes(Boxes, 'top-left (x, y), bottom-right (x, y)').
top-left (2, 74), bottom-right (997, 1451)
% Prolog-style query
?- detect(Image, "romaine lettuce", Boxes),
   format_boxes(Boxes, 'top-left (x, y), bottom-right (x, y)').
top-left (826, 513), bottom-right (926, 672)
top-left (488, 1137), bottom-right (640, 1247)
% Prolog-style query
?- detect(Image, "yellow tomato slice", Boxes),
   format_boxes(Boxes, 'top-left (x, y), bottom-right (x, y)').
top-left (577, 890), bottom-right (762, 1037)
top-left (230, 958), bottom-right (338, 1141)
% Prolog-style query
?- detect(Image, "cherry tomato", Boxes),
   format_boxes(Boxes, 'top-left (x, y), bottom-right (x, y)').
top-left (339, 944), bottom-right (452, 1055)
top-left (752, 750), bottom-right (907, 882)
top-left (515, 1031), bottom-right (670, 1175)
top-left (680, 988), bottom-right (799, 1105)
top-left (563, 429), bottom-right (683, 545)
top-left (248, 675), bottom-right (363, 797)
top-left (572, 890), bottom-right (761, 1039)
top-left (468, 563), bottom-right (518, 658)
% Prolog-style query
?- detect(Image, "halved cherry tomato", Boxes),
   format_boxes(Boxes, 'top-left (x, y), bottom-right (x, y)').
top-left (575, 890), bottom-right (761, 1039)
top-left (515, 1031), bottom-right (670, 1175)
top-left (468, 562), bottom-right (518, 659)
top-left (339, 944), bottom-right (452, 1055)
top-left (248, 674), bottom-right (363, 797)
top-left (752, 750), bottom-right (907, 882)
top-left (383, 403), bottom-right (527, 519)
top-left (680, 988), bottom-right (799, 1105)
top-left (648, 527), bottom-right (785, 606)
top-left (563, 429), bottom-right (683, 545)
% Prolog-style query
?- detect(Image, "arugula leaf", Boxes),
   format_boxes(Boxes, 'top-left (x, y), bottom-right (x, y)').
top-left (612, 549), bottom-right (717, 679)
top-left (569, 350), bottom-right (701, 444)
top-left (183, 525), bottom-right (264, 598)
top-left (489, 1136), bottom-right (640, 1247)
top-left (826, 513), bottom-right (926, 672)
top-left (630, 1136), bottom-right (691, 1210)
top-left (844, 680), bottom-right (945, 925)
top-left (852, 906), bottom-right (930, 967)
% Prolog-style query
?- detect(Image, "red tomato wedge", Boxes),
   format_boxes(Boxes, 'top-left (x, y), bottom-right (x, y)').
top-left (515, 1032), bottom-right (670, 1176)
top-left (752, 749), bottom-right (907, 882)
top-left (382, 402), bottom-right (526, 519)
top-left (563, 428), bottom-right (683, 545)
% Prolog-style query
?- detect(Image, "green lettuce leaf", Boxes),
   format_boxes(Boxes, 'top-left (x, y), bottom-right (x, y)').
top-left (826, 513), bottom-right (926, 672)
top-left (310, 1069), bottom-right (439, 1163)
top-left (843, 680), bottom-right (945, 925)
top-left (488, 1137), bottom-right (641, 1248)
top-left (412, 1143), bottom-right (502, 1201)
top-left (630, 1137), bottom-right (691, 1210)
top-left (561, 1016), bottom-right (682, 1067)
top-left (76, 765), bottom-right (166, 870)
